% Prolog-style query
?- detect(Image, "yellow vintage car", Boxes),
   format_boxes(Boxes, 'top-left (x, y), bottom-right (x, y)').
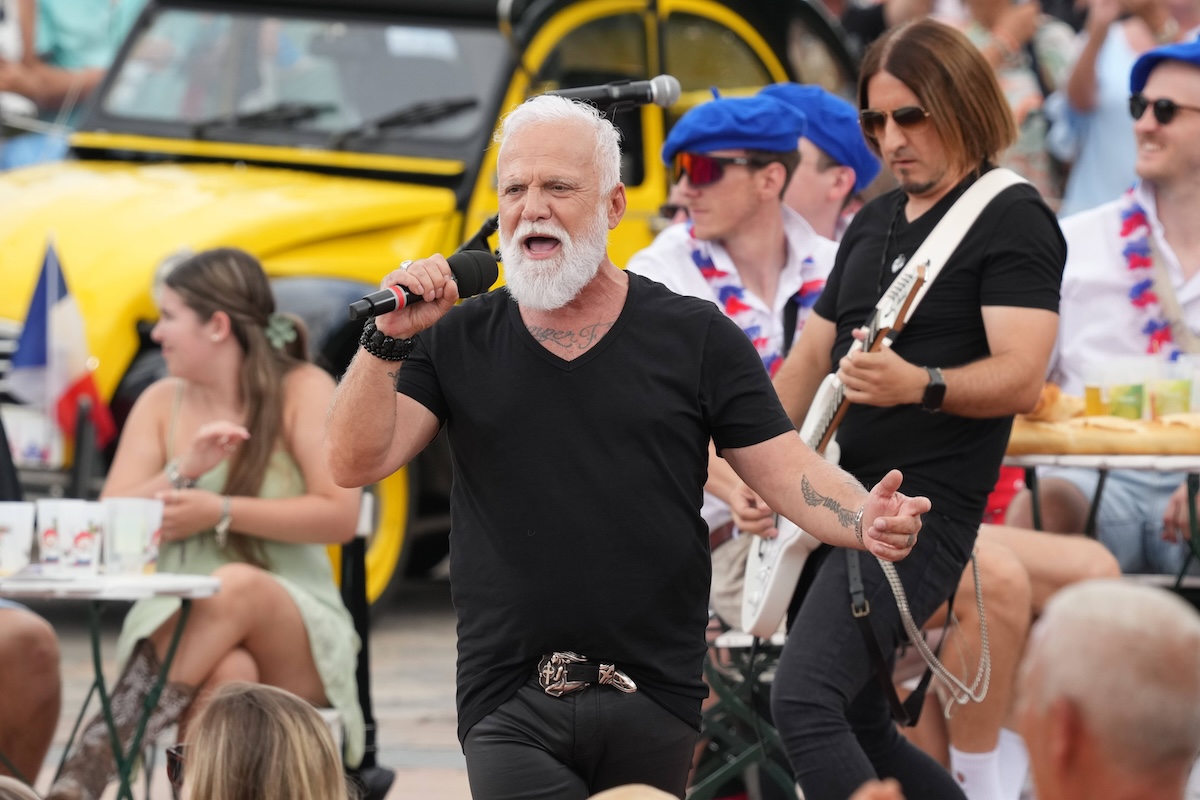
top-left (0, 0), bottom-right (855, 602)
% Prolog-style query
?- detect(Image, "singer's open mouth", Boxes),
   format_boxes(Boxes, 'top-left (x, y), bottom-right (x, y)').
top-left (522, 235), bottom-right (561, 256)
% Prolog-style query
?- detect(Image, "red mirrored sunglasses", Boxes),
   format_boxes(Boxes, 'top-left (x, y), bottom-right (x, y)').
top-left (672, 152), bottom-right (762, 187)
top-left (858, 106), bottom-right (930, 139)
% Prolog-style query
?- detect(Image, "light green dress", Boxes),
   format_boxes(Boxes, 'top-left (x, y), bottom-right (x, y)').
top-left (115, 394), bottom-right (365, 766)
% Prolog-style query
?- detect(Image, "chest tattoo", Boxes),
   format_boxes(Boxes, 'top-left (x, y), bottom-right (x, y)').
top-left (527, 320), bottom-right (615, 352)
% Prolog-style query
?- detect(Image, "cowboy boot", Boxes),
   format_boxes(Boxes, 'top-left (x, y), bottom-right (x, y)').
top-left (47, 639), bottom-right (196, 800)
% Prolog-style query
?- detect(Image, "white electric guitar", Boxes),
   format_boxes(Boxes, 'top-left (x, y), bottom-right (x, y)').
top-left (740, 262), bottom-right (928, 637)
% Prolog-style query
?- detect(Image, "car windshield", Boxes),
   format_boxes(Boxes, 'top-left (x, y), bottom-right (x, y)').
top-left (96, 7), bottom-right (507, 160)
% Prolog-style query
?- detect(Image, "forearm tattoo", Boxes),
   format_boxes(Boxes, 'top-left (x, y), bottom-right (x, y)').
top-left (801, 475), bottom-right (856, 528)
top-left (526, 320), bottom-right (615, 351)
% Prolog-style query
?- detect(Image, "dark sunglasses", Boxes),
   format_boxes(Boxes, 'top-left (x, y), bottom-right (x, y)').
top-left (858, 106), bottom-right (930, 139)
top-left (1129, 93), bottom-right (1200, 125)
top-left (658, 202), bottom-right (690, 221)
top-left (167, 744), bottom-right (186, 788)
top-left (672, 152), bottom-right (763, 187)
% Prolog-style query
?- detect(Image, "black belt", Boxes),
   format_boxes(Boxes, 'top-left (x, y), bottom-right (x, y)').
top-left (537, 651), bottom-right (637, 696)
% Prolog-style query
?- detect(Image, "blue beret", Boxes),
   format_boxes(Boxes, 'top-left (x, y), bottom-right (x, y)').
top-left (661, 95), bottom-right (808, 165)
top-left (1131, 35), bottom-right (1200, 93)
top-left (759, 83), bottom-right (881, 194)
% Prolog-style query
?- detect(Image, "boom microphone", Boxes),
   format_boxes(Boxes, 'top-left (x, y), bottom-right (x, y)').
top-left (348, 250), bottom-right (499, 321)
top-left (547, 74), bottom-right (681, 109)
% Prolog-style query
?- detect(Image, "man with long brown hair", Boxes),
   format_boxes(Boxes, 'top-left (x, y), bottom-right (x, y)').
top-left (737, 18), bottom-right (1066, 799)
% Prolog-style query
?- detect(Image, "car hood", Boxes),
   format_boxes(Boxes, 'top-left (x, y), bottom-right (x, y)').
top-left (0, 161), bottom-right (457, 396)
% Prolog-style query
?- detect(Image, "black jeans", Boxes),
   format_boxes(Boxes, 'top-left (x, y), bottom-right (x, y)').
top-left (770, 511), bottom-right (976, 800)
top-left (463, 676), bottom-right (698, 799)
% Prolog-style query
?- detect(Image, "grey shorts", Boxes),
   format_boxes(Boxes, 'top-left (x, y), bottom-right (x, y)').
top-left (1041, 466), bottom-right (1200, 575)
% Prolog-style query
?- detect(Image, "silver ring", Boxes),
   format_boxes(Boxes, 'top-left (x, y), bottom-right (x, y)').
top-left (399, 260), bottom-right (413, 271)
top-left (906, 533), bottom-right (916, 549)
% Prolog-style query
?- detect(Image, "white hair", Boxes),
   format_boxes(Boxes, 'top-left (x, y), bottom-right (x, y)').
top-left (1021, 579), bottom-right (1200, 771)
top-left (494, 94), bottom-right (622, 193)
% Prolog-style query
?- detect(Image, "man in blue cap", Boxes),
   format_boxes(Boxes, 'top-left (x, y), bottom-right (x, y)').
top-left (1008, 37), bottom-right (1200, 575)
top-left (627, 93), bottom-right (840, 632)
top-left (760, 83), bottom-right (883, 241)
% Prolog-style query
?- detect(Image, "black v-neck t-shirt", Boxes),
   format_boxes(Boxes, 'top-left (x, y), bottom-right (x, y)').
top-left (813, 173), bottom-right (1066, 522)
top-left (395, 273), bottom-right (795, 744)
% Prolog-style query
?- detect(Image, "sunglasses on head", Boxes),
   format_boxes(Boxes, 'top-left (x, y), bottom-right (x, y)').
top-left (1129, 93), bottom-right (1200, 125)
top-left (167, 744), bottom-right (186, 788)
top-left (858, 106), bottom-right (930, 139)
top-left (672, 152), bottom-right (763, 187)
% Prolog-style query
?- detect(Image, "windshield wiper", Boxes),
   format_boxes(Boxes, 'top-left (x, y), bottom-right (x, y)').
top-left (329, 97), bottom-right (479, 149)
top-left (192, 101), bottom-right (337, 140)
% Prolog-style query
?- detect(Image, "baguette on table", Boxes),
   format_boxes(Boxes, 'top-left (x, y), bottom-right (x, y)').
top-left (1007, 384), bottom-right (1200, 455)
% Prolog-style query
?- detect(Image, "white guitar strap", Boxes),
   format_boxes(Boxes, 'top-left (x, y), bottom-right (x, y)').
top-left (891, 168), bottom-right (1028, 324)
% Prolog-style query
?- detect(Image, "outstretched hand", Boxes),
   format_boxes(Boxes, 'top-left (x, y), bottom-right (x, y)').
top-left (861, 469), bottom-right (930, 562)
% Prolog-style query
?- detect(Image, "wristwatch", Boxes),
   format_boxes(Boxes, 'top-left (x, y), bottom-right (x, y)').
top-left (921, 367), bottom-right (946, 412)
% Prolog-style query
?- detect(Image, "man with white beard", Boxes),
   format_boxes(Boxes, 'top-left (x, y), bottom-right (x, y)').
top-left (325, 94), bottom-right (930, 800)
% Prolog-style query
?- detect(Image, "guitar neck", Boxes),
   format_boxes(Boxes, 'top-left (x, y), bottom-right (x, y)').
top-left (808, 266), bottom-right (928, 455)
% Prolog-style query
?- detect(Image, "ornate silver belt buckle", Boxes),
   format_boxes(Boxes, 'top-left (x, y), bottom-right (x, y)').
top-left (538, 651), bottom-right (589, 697)
top-left (537, 651), bottom-right (638, 697)
top-left (597, 663), bottom-right (638, 694)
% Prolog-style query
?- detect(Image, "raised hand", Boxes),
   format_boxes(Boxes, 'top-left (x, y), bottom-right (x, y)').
top-left (373, 254), bottom-right (461, 340)
top-left (177, 420), bottom-right (250, 481)
top-left (861, 469), bottom-right (930, 562)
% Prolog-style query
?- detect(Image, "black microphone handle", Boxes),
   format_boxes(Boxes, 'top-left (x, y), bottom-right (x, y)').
top-left (348, 251), bottom-right (498, 321)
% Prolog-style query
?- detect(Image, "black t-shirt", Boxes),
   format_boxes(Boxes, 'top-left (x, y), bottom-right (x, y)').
top-left (813, 173), bottom-right (1065, 522)
top-left (394, 273), bottom-right (795, 744)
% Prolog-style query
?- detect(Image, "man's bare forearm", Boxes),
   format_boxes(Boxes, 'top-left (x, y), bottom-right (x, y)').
top-left (726, 435), bottom-right (869, 550)
top-left (325, 349), bottom-right (403, 486)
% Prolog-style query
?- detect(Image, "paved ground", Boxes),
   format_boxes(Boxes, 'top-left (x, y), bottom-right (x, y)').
top-left (27, 575), bottom-right (470, 799)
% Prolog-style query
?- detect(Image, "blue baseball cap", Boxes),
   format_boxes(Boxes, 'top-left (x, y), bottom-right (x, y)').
top-left (759, 82), bottom-right (882, 194)
top-left (1130, 35), bottom-right (1200, 93)
top-left (661, 95), bottom-right (808, 165)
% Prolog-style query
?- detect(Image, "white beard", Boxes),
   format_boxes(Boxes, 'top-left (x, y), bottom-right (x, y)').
top-left (499, 209), bottom-right (608, 311)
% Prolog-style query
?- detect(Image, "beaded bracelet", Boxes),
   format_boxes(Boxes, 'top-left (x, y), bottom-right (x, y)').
top-left (359, 318), bottom-right (416, 361)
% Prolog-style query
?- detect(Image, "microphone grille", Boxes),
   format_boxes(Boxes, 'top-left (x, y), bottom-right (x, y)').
top-left (649, 75), bottom-right (681, 108)
top-left (449, 249), bottom-right (500, 297)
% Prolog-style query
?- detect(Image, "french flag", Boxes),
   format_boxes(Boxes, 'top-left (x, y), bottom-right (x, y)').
top-left (8, 243), bottom-right (116, 450)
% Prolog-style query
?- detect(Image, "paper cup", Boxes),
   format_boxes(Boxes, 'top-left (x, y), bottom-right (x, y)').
top-left (35, 499), bottom-right (103, 573)
top-left (0, 502), bottom-right (35, 576)
top-left (102, 498), bottom-right (164, 575)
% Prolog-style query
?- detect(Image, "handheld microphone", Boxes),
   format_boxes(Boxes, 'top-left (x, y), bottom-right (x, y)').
top-left (547, 74), bottom-right (681, 109)
top-left (348, 250), bottom-right (499, 320)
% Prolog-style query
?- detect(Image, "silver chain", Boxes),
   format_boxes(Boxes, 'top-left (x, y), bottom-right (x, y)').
top-left (878, 550), bottom-right (991, 717)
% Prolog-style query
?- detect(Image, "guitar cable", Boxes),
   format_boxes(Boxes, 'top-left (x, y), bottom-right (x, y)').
top-left (879, 551), bottom-right (992, 717)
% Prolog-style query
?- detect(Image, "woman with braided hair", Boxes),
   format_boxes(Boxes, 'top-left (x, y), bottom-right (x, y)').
top-left (47, 247), bottom-right (364, 800)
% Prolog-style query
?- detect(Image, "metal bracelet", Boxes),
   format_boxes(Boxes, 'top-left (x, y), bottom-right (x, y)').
top-left (215, 495), bottom-right (232, 548)
top-left (165, 459), bottom-right (196, 490)
top-left (854, 504), bottom-right (866, 547)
